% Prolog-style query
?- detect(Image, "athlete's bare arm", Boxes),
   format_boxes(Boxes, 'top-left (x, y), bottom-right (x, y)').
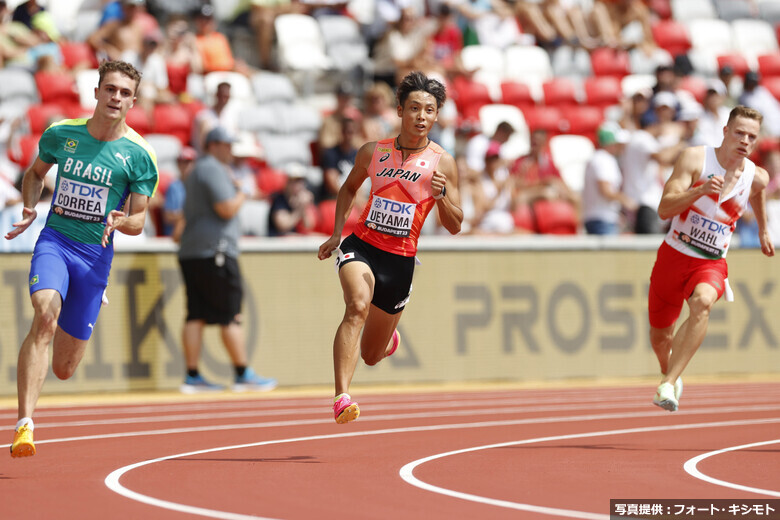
top-left (4, 157), bottom-right (53, 240)
top-left (101, 191), bottom-right (150, 247)
top-left (749, 166), bottom-right (775, 257)
top-left (317, 142), bottom-right (375, 260)
top-left (432, 152), bottom-right (463, 235)
top-left (657, 146), bottom-right (722, 221)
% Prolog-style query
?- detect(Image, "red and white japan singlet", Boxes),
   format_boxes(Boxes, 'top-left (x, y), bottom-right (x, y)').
top-left (354, 138), bottom-right (444, 257)
top-left (664, 146), bottom-right (755, 260)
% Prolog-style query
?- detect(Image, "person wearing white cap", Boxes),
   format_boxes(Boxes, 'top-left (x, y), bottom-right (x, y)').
top-left (649, 106), bottom-right (775, 413)
top-left (582, 123), bottom-right (637, 235)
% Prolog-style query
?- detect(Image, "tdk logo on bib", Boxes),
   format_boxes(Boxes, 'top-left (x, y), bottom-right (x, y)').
top-left (54, 178), bottom-right (106, 223)
top-left (365, 195), bottom-right (415, 237)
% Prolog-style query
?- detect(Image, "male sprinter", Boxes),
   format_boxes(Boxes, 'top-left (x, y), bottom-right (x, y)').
top-left (649, 105), bottom-right (774, 412)
top-left (5, 60), bottom-right (159, 456)
top-left (317, 71), bottom-right (463, 423)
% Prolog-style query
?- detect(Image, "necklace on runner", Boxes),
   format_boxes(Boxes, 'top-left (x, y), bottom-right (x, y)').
top-left (396, 136), bottom-right (428, 150)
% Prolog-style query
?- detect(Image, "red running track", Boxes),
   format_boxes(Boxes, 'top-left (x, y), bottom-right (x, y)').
top-left (2, 382), bottom-right (779, 520)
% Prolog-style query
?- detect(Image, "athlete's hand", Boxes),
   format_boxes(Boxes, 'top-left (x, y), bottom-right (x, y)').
top-left (102, 209), bottom-right (126, 248)
top-left (760, 229), bottom-right (775, 257)
top-left (431, 169), bottom-right (447, 198)
top-left (318, 234), bottom-right (340, 260)
top-left (5, 206), bottom-right (37, 240)
top-left (701, 175), bottom-right (724, 196)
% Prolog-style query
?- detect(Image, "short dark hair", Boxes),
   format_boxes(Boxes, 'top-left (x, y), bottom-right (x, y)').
top-left (98, 60), bottom-right (142, 94)
top-left (727, 105), bottom-right (763, 126)
top-left (396, 71), bottom-right (446, 110)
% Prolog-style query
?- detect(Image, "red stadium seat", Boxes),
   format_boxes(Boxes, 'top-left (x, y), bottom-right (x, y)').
top-left (451, 76), bottom-right (492, 124)
top-left (27, 104), bottom-right (68, 134)
top-left (758, 53), bottom-right (780, 78)
top-left (649, 0), bottom-right (672, 20)
top-left (125, 106), bottom-right (152, 135)
top-left (59, 41), bottom-right (98, 70)
top-left (522, 105), bottom-right (565, 134)
top-left (152, 103), bottom-right (193, 145)
top-left (499, 80), bottom-right (536, 111)
top-left (717, 54), bottom-right (750, 78)
top-left (166, 62), bottom-right (190, 96)
top-left (590, 47), bottom-right (631, 78)
top-left (564, 105), bottom-right (604, 144)
top-left (651, 19), bottom-right (691, 57)
top-left (678, 75), bottom-right (708, 103)
top-left (8, 133), bottom-right (41, 168)
top-left (34, 71), bottom-right (80, 107)
top-left (256, 167), bottom-right (288, 196)
top-left (532, 199), bottom-right (578, 234)
top-left (584, 76), bottom-right (622, 108)
top-left (542, 77), bottom-right (579, 108)
top-left (316, 199), bottom-right (360, 236)
top-left (512, 204), bottom-right (535, 232)
top-left (761, 76), bottom-right (780, 101)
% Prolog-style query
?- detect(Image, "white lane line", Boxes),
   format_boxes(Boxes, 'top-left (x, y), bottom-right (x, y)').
top-left (4, 403), bottom-right (780, 450)
top-left (399, 418), bottom-right (780, 520)
top-left (684, 439), bottom-right (780, 497)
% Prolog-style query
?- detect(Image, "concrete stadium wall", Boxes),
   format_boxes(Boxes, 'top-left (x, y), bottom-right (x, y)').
top-left (0, 236), bottom-right (778, 397)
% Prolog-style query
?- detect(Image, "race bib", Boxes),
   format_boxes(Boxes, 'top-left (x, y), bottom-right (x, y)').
top-left (52, 178), bottom-right (107, 223)
top-left (675, 211), bottom-right (731, 259)
top-left (364, 195), bottom-right (415, 237)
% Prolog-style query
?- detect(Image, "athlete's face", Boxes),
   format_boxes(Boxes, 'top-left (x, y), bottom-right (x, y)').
top-left (722, 116), bottom-right (760, 158)
top-left (397, 91), bottom-right (438, 139)
top-left (94, 71), bottom-right (137, 121)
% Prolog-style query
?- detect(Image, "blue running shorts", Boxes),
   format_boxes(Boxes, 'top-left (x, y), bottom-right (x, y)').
top-left (29, 227), bottom-right (113, 340)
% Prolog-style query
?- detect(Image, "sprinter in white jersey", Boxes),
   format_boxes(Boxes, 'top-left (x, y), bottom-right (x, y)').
top-left (4, 61), bottom-right (158, 457)
top-left (648, 106), bottom-right (774, 412)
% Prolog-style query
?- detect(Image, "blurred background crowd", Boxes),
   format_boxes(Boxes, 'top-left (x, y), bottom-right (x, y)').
top-left (2, 0), bottom-right (780, 249)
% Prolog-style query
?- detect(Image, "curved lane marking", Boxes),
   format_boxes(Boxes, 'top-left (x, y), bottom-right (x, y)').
top-left (684, 439), bottom-right (780, 497)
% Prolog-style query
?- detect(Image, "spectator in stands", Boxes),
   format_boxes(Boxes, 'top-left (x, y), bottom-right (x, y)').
top-left (319, 117), bottom-right (359, 203)
top-left (692, 81), bottom-right (730, 147)
top-left (194, 3), bottom-right (250, 76)
top-left (88, 0), bottom-right (153, 66)
top-left (471, 142), bottom-right (515, 234)
top-left (361, 82), bottom-right (398, 143)
top-left (514, 0), bottom-right (600, 50)
top-left (0, 0), bottom-right (45, 68)
top-left (372, 6), bottom-right (437, 87)
top-left (318, 81), bottom-right (363, 152)
top-left (620, 87), bottom-right (652, 132)
top-left (11, 1), bottom-right (42, 29)
top-left (162, 146), bottom-right (197, 239)
top-left (431, 3), bottom-right (464, 73)
top-left (267, 163), bottom-right (317, 236)
top-left (510, 128), bottom-right (578, 212)
top-left (232, 0), bottom-right (303, 71)
top-left (191, 81), bottom-right (239, 154)
top-left (591, 0), bottom-right (654, 53)
top-left (136, 29), bottom-right (175, 121)
top-left (739, 71), bottom-right (780, 138)
top-left (620, 91), bottom-right (686, 234)
top-left (161, 16), bottom-right (203, 98)
top-left (718, 65), bottom-right (739, 108)
top-left (582, 123), bottom-right (636, 235)
top-left (230, 132), bottom-right (264, 200)
top-left (465, 121), bottom-right (514, 178)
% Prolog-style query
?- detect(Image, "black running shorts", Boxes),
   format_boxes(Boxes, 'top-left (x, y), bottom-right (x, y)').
top-left (179, 256), bottom-right (243, 325)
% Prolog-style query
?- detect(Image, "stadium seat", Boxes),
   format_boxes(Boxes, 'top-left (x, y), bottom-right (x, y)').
top-left (257, 134), bottom-right (313, 168)
top-left (550, 45), bottom-right (592, 81)
top-left (522, 105), bottom-right (565, 135)
top-left (713, 0), bottom-right (755, 22)
top-left (758, 53), bottom-right (780, 78)
top-left (143, 133), bottom-right (182, 174)
top-left (238, 199), bottom-right (271, 237)
top-left (499, 80), bottom-right (537, 111)
top-left (512, 204), bottom-right (535, 233)
top-left (125, 106), bottom-right (153, 136)
top-left (686, 19), bottom-right (734, 75)
top-left (542, 77), bottom-right (580, 108)
top-left (152, 103), bottom-right (193, 146)
top-left (251, 71), bottom-right (297, 105)
top-left (621, 74), bottom-right (656, 99)
top-left (34, 71), bottom-right (80, 107)
top-left (203, 71), bottom-right (254, 108)
top-left (315, 199), bottom-right (360, 236)
top-left (584, 76), bottom-right (623, 108)
top-left (761, 76), bottom-right (780, 101)
top-left (8, 133), bottom-right (41, 169)
top-left (236, 104), bottom-right (280, 135)
top-left (678, 75), bottom-right (709, 103)
top-left (318, 15), bottom-right (371, 74)
top-left (651, 19), bottom-right (691, 58)
top-left (256, 167), bottom-right (288, 196)
top-left (732, 19), bottom-right (779, 68)
top-left (504, 45), bottom-right (553, 100)
top-left (649, 0), bottom-right (672, 20)
top-left (478, 103), bottom-right (530, 159)
top-left (716, 54), bottom-right (751, 79)
top-left (274, 14), bottom-right (332, 72)
top-left (0, 68), bottom-right (38, 107)
top-left (75, 68), bottom-right (100, 109)
top-left (27, 104), bottom-right (68, 134)
top-left (452, 76), bottom-right (493, 125)
top-left (532, 199), bottom-right (578, 234)
top-left (59, 41), bottom-right (99, 70)
top-left (281, 102), bottom-right (323, 139)
top-left (548, 134), bottom-right (595, 193)
top-left (590, 47), bottom-right (631, 78)
top-left (563, 106), bottom-right (604, 145)
top-left (758, 1), bottom-right (780, 28)
top-left (671, 0), bottom-right (716, 20)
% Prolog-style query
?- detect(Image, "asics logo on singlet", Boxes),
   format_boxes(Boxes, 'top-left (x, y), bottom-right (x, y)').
top-left (115, 153), bottom-right (130, 166)
top-left (379, 153), bottom-right (390, 162)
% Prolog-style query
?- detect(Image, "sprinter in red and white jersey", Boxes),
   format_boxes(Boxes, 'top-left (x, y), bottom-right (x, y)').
top-left (649, 106), bottom-right (774, 412)
top-left (317, 71), bottom-right (463, 423)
